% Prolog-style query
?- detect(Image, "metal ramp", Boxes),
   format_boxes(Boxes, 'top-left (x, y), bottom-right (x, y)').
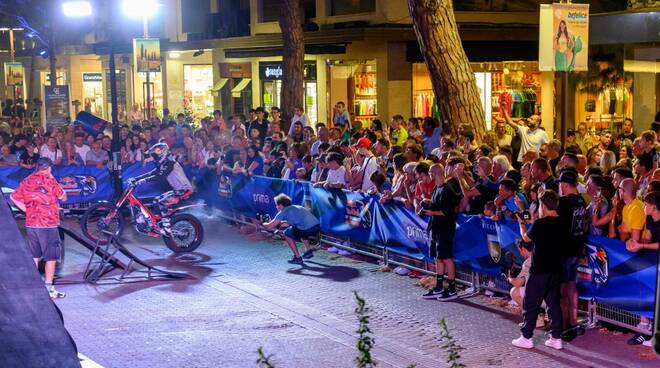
top-left (58, 225), bottom-right (189, 284)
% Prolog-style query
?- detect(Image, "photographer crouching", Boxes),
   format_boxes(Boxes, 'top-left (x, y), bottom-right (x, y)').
top-left (512, 190), bottom-right (567, 350)
top-left (262, 194), bottom-right (320, 264)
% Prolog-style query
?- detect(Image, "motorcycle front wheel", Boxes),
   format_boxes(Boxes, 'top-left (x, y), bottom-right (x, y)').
top-left (80, 203), bottom-right (124, 245)
top-left (163, 213), bottom-right (204, 253)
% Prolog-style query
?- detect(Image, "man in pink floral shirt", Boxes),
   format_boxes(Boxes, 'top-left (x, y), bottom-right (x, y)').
top-left (11, 157), bottom-right (67, 298)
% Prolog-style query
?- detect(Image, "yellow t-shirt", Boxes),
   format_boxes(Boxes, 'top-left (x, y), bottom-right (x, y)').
top-left (623, 198), bottom-right (646, 232)
top-left (393, 127), bottom-right (409, 147)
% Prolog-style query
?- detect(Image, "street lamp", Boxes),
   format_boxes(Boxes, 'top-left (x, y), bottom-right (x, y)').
top-left (122, 0), bottom-right (160, 119)
top-left (62, 1), bottom-right (93, 17)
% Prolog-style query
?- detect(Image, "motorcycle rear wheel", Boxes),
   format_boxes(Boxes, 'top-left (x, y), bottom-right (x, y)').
top-left (163, 213), bottom-right (204, 253)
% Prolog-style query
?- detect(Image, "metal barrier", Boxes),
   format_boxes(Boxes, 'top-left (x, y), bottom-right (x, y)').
top-left (215, 208), bottom-right (653, 336)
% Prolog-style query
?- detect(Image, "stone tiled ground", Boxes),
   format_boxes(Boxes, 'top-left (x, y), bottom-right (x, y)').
top-left (51, 218), bottom-right (659, 368)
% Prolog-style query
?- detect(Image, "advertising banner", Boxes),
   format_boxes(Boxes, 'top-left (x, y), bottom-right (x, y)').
top-left (4, 62), bottom-right (24, 86)
top-left (134, 38), bottom-right (161, 73)
top-left (577, 235), bottom-right (658, 317)
top-left (539, 3), bottom-right (589, 72)
top-left (0, 166), bottom-right (112, 204)
top-left (44, 85), bottom-right (71, 131)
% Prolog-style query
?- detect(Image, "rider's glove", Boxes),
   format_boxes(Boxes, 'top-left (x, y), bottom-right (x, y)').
top-left (127, 178), bottom-right (137, 186)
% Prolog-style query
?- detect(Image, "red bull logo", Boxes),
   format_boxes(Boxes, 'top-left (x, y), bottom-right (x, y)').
top-left (344, 200), bottom-right (372, 228)
top-left (59, 175), bottom-right (97, 196)
top-left (577, 243), bottom-right (609, 285)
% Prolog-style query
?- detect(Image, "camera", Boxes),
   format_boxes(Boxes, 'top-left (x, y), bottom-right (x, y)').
top-left (255, 212), bottom-right (271, 223)
top-left (500, 251), bottom-right (522, 279)
top-left (514, 211), bottom-right (531, 221)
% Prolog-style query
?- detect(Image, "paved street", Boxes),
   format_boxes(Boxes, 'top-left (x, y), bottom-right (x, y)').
top-left (51, 216), bottom-right (658, 368)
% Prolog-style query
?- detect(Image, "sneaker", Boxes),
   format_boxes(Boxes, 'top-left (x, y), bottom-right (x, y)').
top-left (337, 249), bottom-right (352, 256)
top-left (49, 288), bottom-right (66, 299)
top-left (544, 337), bottom-right (563, 350)
top-left (437, 288), bottom-right (458, 302)
top-left (393, 266), bottom-right (410, 276)
top-left (327, 246), bottom-right (339, 253)
top-left (422, 288), bottom-right (444, 300)
top-left (287, 256), bottom-right (304, 265)
top-left (642, 338), bottom-right (653, 347)
top-left (627, 333), bottom-right (646, 346)
top-left (301, 248), bottom-right (317, 259)
top-left (512, 335), bottom-right (534, 349)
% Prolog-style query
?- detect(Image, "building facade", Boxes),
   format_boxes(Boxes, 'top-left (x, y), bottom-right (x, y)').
top-left (0, 0), bottom-right (657, 135)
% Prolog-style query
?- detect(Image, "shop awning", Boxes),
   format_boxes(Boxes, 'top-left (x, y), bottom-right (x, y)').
top-left (211, 78), bottom-right (229, 92)
top-left (231, 78), bottom-right (251, 97)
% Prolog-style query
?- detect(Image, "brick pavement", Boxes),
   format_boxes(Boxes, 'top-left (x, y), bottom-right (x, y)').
top-left (52, 218), bottom-right (659, 368)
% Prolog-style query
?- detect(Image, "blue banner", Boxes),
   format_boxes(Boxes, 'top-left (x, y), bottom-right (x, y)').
top-left (578, 236), bottom-right (658, 317)
top-left (201, 174), bottom-right (657, 316)
top-left (1, 165), bottom-right (657, 317)
top-left (0, 165), bottom-right (113, 204)
top-left (311, 187), bottom-right (381, 246)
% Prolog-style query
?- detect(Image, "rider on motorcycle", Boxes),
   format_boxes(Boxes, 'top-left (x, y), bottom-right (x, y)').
top-left (127, 142), bottom-right (193, 226)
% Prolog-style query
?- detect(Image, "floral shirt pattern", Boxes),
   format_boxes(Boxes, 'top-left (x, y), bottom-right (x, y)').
top-left (12, 171), bottom-right (64, 228)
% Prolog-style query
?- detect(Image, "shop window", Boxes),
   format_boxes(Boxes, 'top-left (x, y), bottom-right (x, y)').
top-left (184, 65), bottom-right (214, 119)
top-left (82, 73), bottom-right (104, 117)
top-left (570, 45), bottom-right (649, 136)
top-left (329, 0), bottom-right (376, 16)
top-left (328, 60), bottom-right (377, 127)
top-left (259, 61), bottom-right (318, 123)
top-left (412, 61), bottom-right (541, 129)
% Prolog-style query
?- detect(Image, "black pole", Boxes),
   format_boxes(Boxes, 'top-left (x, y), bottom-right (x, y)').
top-left (109, 42), bottom-right (123, 198)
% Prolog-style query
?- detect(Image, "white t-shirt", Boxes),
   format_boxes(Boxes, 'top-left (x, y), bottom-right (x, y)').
top-left (74, 144), bottom-right (90, 163)
top-left (516, 125), bottom-right (549, 162)
top-left (289, 113), bottom-right (310, 135)
top-left (359, 156), bottom-right (380, 192)
top-left (40, 145), bottom-right (62, 162)
top-left (326, 166), bottom-right (346, 187)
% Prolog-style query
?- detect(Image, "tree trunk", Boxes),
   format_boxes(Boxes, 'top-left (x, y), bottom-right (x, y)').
top-left (408, 0), bottom-right (486, 141)
top-left (279, 0), bottom-right (305, 129)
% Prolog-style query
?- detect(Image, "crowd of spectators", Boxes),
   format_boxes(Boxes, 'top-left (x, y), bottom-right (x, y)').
top-left (2, 99), bottom-right (660, 351)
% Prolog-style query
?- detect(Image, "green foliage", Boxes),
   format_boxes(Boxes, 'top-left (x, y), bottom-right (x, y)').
top-left (439, 318), bottom-right (465, 368)
top-left (354, 291), bottom-right (377, 368)
top-left (256, 347), bottom-right (275, 368)
top-left (181, 105), bottom-right (197, 128)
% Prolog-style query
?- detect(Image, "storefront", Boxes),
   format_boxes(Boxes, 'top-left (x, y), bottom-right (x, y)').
top-left (412, 61), bottom-right (545, 130)
top-left (258, 61), bottom-right (318, 123)
top-left (216, 62), bottom-right (253, 117)
top-left (327, 59), bottom-right (377, 128)
top-left (82, 72), bottom-right (104, 117)
top-left (184, 64), bottom-right (214, 118)
top-left (571, 43), bottom-right (657, 135)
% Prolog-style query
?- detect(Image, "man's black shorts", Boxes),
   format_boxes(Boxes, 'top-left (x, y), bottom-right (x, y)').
top-left (429, 229), bottom-right (454, 260)
top-left (284, 224), bottom-right (321, 241)
top-left (26, 227), bottom-right (62, 262)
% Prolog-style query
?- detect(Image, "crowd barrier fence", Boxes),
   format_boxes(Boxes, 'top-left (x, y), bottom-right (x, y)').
top-left (0, 163), bottom-right (655, 335)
